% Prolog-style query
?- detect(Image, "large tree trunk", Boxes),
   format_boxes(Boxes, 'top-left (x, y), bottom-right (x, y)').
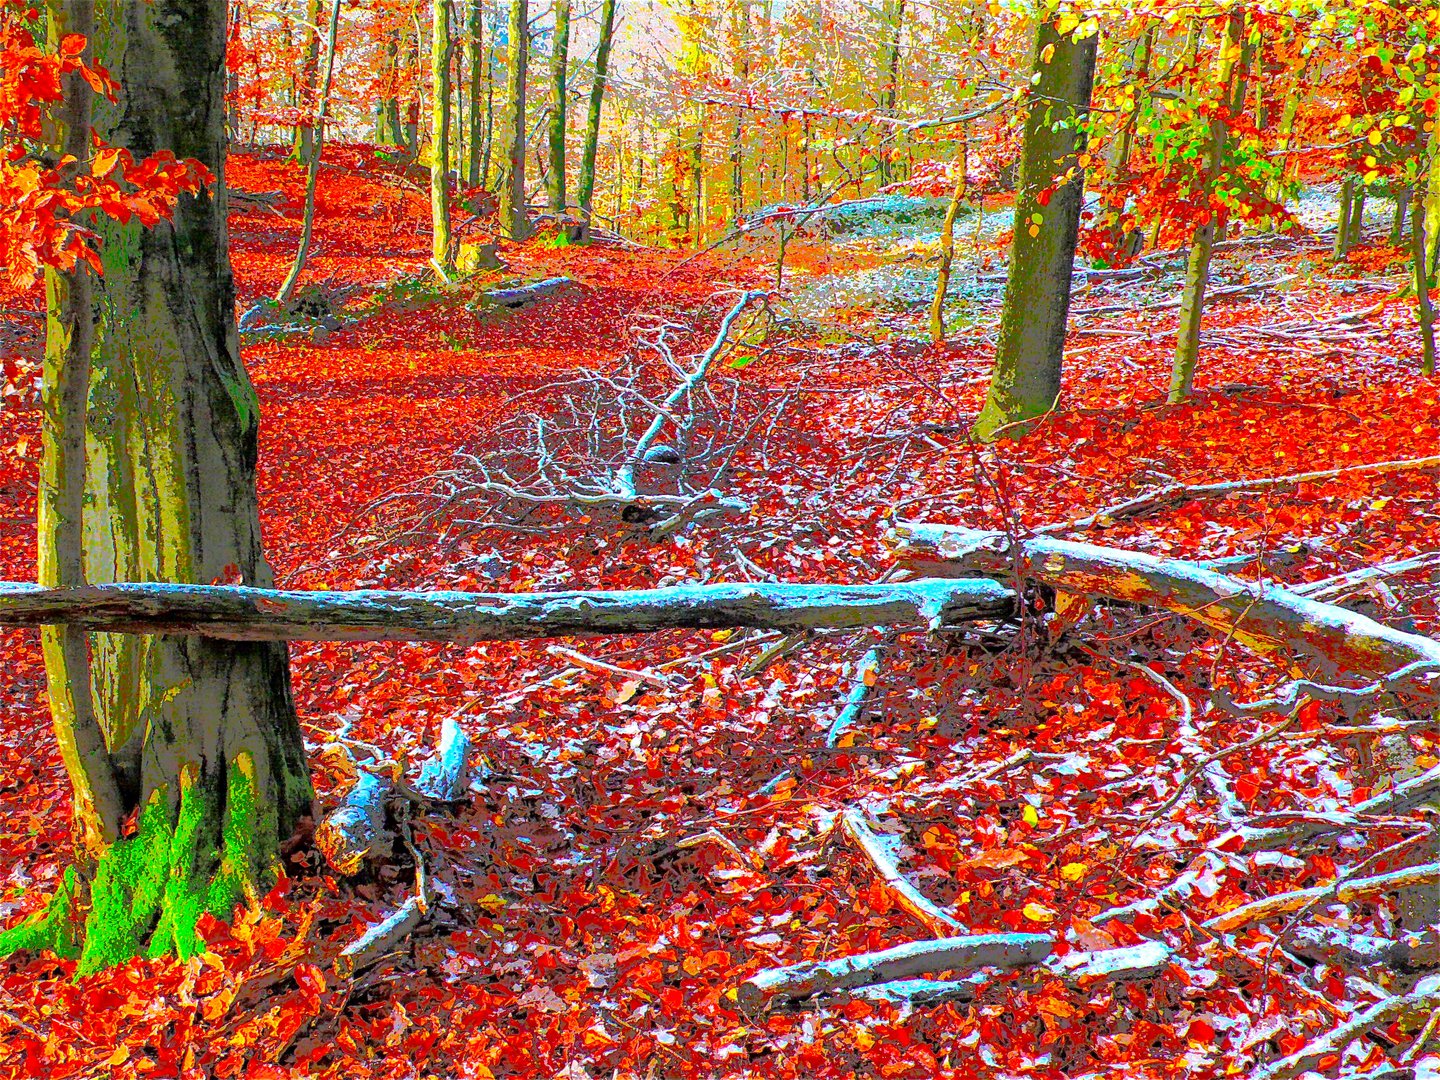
top-left (576, 0), bottom-right (616, 221)
top-left (4, 0), bottom-right (314, 972)
top-left (376, 26), bottom-right (404, 146)
top-left (875, 0), bottom-right (905, 188)
top-left (502, 0), bottom-right (531, 239)
top-left (972, 19), bottom-right (1097, 441)
top-left (1169, 11), bottom-right (1245, 404)
top-left (546, 0), bottom-right (570, 215)
top-left (432, 0), bottom-right (455, 271)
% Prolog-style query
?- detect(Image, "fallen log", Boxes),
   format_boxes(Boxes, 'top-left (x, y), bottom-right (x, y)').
top-left (481, 276), bottom-right (574, 308)
top-left (734, 932), bottom-right (1052, 1009)
top-left (316, 771), bottom-right (392, 876)
top-left (0, 578), bottom-right (1015, 643)
top-left (889, 525), bottom-right (1440, 679)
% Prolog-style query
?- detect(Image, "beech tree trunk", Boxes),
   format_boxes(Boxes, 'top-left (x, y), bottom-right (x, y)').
top-left (376, 26), bottom-right (403, 146)
top-left (576, 0), bottom-right (616, 221)
top-left (2, 0), bottom-right (314, 972)
top-left (972, 18), bottom-right (1097, 441)
top-left (466, 0), bottom-right (484, 185)
top-left (432, 0), bottom-right (455, 270)
top-left (875, 0), bottom-right (906, 188)
top-left (1334, 178), bottom-right (1355, 261)
top-left (503, 0), bottom-right (531, 239)
top-left (292, 0), bottom-right (321, 164)
top-left (547, 0), bottom-right (570, 215)
top-left (1169, 10), bottom-right (1245, 404)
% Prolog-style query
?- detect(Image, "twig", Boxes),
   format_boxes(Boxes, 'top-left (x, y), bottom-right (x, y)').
top-left (841, 807), bottom-right (961, 936)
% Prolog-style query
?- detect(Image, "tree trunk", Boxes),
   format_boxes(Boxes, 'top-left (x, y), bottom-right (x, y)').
top-left (576, 0), bottom-right (616, 221)
top-left (466, 0), bottom-right (483, 185)
top-left (432, 0), bottom-right (454, 271)
top-left (972, 19), bottom-right (1098, 441)
top-left (1168, 10), bottom-right (1245, 405)
top-left (292, 0), bottom-right (321, 164)
top-left (503, 0), bottom-right (530, 239)
top-left (875, 0), bottom-right (905, 188)
top-left (275, 0), bottom-right (341, 306)
top-left (546, 0), bottom-right (570, 215)
top-left (376, 26), bottom-right (403, 146)
top-left (403, 27), bottom-right (420, 158)
top-left (1334, 177), bottom-right (1355, 261)
top-left (2, 0), bottom-right (314, 972)
top-left (1416, 185), bottom-right (1437, 377)
top-left (929, 136), bottom-right (967, 343)
top-left (1392, 186), bottom-right (1411, 247)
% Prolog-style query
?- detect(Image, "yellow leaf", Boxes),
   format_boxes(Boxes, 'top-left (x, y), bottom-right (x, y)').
top-left (711, 629), bottom-right (733, 643)
top-left (854, 1029), bottom-right (876, 1050)
top-left (1022, 803), bottom-right (1041, 827)
top-left (1060, 862), bottom-right (1087, 882)
top-left (1040, 43), bottom-right (1056, 66)
top-left (477, 893), bottom-right (507, 912)
top-left (107, 1046), bottom-right (130, 1066)
top-left (1023, 902), bottom-right (1057, 924)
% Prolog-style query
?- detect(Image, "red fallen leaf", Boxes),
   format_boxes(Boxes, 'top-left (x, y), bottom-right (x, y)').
top-left (1234, 774), bottom-right (1260, 803)
top-left (294, 962), bottom-right (326, 997)
top-left (1185, 1017), bottom-right (1215, 1044)
top-left (1214, 831), bottom-right (1247, 853)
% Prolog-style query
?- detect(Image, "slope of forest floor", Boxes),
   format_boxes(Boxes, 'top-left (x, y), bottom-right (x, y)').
top-left (0, 150), bottom-right (1436, 1078)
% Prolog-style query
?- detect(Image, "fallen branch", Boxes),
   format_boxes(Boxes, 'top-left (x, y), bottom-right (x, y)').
top-left (1073, 274), bottom-right (1297, 318)
top-left (734, 932), bottom-right (1053, 1009)
top-left (1228, 762), bottom-right (1440, 852)
top-left (1252, 980), bottom-right (1440, 1080)
top-left (889, 525), bottom-right (1440, 679)
top-left (414, 715), bottom-right (474, 802)
top-left (1205, 861), bottom-right (1440, 934)
top-left (827, 647), bottom-right (884, 748)
top-left (545, 644), bottom-right (678, 689)
top-left (841, 807), bottom-right (961, 936)
top-left (1294, 553), bottom-right (1440, 603)
top-left (335, 895), bottom-right (426, 977)
top-left (0, 578), bottom-right (1015, 642)
top-left (1036, 455), bottom-right (1440, 537)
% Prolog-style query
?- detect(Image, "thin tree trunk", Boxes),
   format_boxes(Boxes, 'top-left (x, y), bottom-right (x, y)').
top-left (6, 0), bottom-right (313, 972)
top-left (293, 0), bottom-right (321, 163)
top-left (1334, 177), bottom-right (1355, 261)
top-left (503, 0), bottom-right (531, 238)
top-left (576, 0), bottom-right (616, 220)
top-left (1416, 185), bottom-right (1437, 376)
top-left (275, 0), bottom-right (341, 305)
top-left (466, 0), bottom-right (483, 184)
top-left (403, 26), bottom-right (420, 157)
top-left (547, 0), bottom-right (570, 215)
top-left (876, 0), bottom-right (905, 188)
top-left (1392, 187), bottom-right (1411, 247)
top-left (972, 20), bottom-right (1098, 441)
top-left (929, 136), bottom-right (967, 343)
top-left (1168, 10), bottom-right (1245, 405)
top-left (432, 0), bottom-right (454, 270)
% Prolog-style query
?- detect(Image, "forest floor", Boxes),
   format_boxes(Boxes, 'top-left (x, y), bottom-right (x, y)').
top-left (0, 149), bottom-right (1437, 1079)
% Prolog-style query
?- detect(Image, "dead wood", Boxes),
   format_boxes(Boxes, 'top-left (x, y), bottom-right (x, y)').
top-left (841, 807), bottom-right (962, 936)
top-left (1035, 455), bottom-right (1440, 537)
top-left (0, 578), bottom-right (1015, 642)
top-left (316, 771), bottom-right (392, 876)
top-left (1205, 862), bottom-right (1440, 934)
top-left (734, 933), bottom-right (1053, 1009)
top-left (888, 524), bottom-right (1440, 679)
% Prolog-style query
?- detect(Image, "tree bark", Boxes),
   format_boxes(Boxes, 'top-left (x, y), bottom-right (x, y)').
top-left (432, 0), bottom-right (455, 271)
top-left (576, 0), bottom-right (615, 220)
top-left (875, 0), bottom-right (906, 188)
top-left (503, 0), bottom-right (531, 239)
top-left (376, 26), bottom-right (404, 146)
top-left (4, 0), bottom-right (314, 972)
top-left (292, 0), bottom-right (321, 164)
top-left (972, 19), bottom-right (1098, 441)
top-left (1169, 10), bottom-right (1245, 404)
top-left (546, 0), bottom-right (570, 215)
top-left (466, 0), bottom-right (484, 185)
top-left (1334, 177), bottom-right (1354, 261)
top-left (0, 579), bottom-right (1017, 641)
